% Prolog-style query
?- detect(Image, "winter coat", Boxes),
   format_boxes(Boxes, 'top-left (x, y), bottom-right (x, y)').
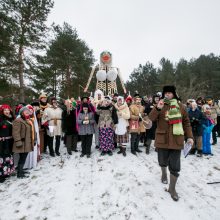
top-left (149, 102), bottom-right (193, 150)
top-left (188, 108), bottom-right (204, 136)
top-left (0, 115), bottom-right (13, 155)
top-left (96, 105), bottom-right (118, 128)
top-left (77, 112), bottom-right (95, 135)
top-left (114, 103), bottom-right (130, 135)
top-left (12, 117), bottom-right (35, 153)
top-left (144, 104), bottom-right (157, 140)
top-left (129, 104), bottom-right (146, 133)
top-left (42, 106), bottom-right (63, 137)
top-left (202, 116), bottom-right (214, 134)
top-left (210, 104), bottom-right (220, 125)
top-left (62, 108), bottom-right (78, 135)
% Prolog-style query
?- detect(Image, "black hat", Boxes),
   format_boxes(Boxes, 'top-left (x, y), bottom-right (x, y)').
top-left (31, 100), bottom-right (40, 107)
top-left (81, 94), bottom-right (89, 101)
top-left (82, 103), bottom-right (89, 108)
top-left (113, 93), bottom-right (118, 97)
top-left (162, 85), bottom-right (179, 99)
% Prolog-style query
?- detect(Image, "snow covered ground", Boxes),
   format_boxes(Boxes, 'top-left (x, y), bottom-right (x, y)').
top-left (0, 138), bottom-right (220, 220)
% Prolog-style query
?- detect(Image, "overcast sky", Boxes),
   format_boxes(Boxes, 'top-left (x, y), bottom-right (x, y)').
top-left (47, 0), bottom-right (220, 81)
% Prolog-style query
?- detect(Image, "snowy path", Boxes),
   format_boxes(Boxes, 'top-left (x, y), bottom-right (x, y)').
top-left (0, 139), bottom-right (220, 220)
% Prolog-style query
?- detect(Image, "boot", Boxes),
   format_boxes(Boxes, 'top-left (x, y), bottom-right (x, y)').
top-left (107, 151), bottom-right (113, 156)
top-left (168, 174), bottom-right (179, 201)
top-left (135, 147), bottom-right (142, 153)
top-left (161, 167), bottom-right (168, 184)
top-left (67, 150), bottom-right (72, 155)
top-left (197, 149), bottom-right (203, 157)
top-left (122, 147), bottom-right (126, 157)
top-left (117, 146), bottom-right (123, 154)
top-left (146, 145), bottom-right (150, 155)
top-left (48, 138), bottom-right (55, 157)
top-left (55, 142), bottom-right (60, 156)
top-left (189, 148), bottom-right (196, 155)
top-left (135, 142), bottom-right (142, 153)
top-left (0, 176), bottom-right (6, 183)
top-left (131, 142), bottom-right (137, 155)
top-left (17, 165), bottom-right (28, 179)
top-left (22, 169), bottom-right (30, 175)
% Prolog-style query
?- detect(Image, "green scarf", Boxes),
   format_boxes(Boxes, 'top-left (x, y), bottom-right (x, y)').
top-left (164, 98), bottom-right (184, 135)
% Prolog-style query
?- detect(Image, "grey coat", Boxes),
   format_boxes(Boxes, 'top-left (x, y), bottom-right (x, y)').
top-left (77, 112), bottom-right (95, 135)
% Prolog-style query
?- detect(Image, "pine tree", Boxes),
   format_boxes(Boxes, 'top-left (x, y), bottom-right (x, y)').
top-left (1, 0), bottom-right (54, 102)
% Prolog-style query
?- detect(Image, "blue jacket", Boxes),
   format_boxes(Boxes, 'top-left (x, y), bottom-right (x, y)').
top-left (188, 108), bottom-right (204, 136)
top-left (202, 116), bottom-right (214, 134)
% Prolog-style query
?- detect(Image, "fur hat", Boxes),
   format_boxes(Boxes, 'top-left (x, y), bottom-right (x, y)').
top-left (162, 85), bottom-right (179, 99)
top-left (39, 93), bottom-right (47, 100)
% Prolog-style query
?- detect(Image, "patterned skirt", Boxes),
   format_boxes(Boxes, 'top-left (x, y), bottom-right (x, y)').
top-left (99, 127), bottom-right (114, 152)
top-left (116, 132), bottom-right (129, 145)
top-left (0, 155), bottom-right (15, 177)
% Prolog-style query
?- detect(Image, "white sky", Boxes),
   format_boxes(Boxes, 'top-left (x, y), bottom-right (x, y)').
top-left (47, 0), bottom-right (220, 81)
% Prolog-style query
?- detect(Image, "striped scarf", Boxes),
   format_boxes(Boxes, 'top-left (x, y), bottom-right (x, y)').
top-left (164, 98), bottom-right (184, 135)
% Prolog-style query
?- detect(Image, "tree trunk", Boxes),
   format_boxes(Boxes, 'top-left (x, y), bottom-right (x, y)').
top-left (18, 45), bottom-right (25, 103)
top-left (66, 65), bottom-right (71, 98)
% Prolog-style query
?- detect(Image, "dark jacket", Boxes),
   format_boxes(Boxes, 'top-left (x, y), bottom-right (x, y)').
top-left (188, 108), bottom-right (204, 136)
top-left (144, 104), bottom-right (157, 140)
top-left (62, 108), bottom-right (78, 135)
top-left (0, 115), bottom-right (13, 156)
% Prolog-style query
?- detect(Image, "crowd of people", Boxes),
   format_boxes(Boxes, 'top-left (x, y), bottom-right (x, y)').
top-left (0, 85), bottom-right (220, 201)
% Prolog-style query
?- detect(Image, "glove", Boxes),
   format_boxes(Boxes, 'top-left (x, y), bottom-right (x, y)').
top-left (43, 121), bottom-right (49, 129)
top-left (15, 140), bottom-right (23, 148)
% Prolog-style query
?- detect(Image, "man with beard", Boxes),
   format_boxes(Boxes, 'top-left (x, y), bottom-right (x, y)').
top-left (149, 86), bottom-right (193, 201)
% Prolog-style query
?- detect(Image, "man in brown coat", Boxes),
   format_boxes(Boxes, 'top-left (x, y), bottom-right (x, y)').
top-left (13, 107), bottom-right (35, 178)
top-left (129, 94), bottom-right (146, 155)
top-left (149, 86), bottom-right (193, 201)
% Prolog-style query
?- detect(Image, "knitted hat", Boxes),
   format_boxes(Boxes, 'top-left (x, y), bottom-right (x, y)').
top-left (162, 85), bottom-right (179, 99)
top-left (19, 107), bottom-right (31, 115)
top-left (26, 104), bottom-right (34, 112)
